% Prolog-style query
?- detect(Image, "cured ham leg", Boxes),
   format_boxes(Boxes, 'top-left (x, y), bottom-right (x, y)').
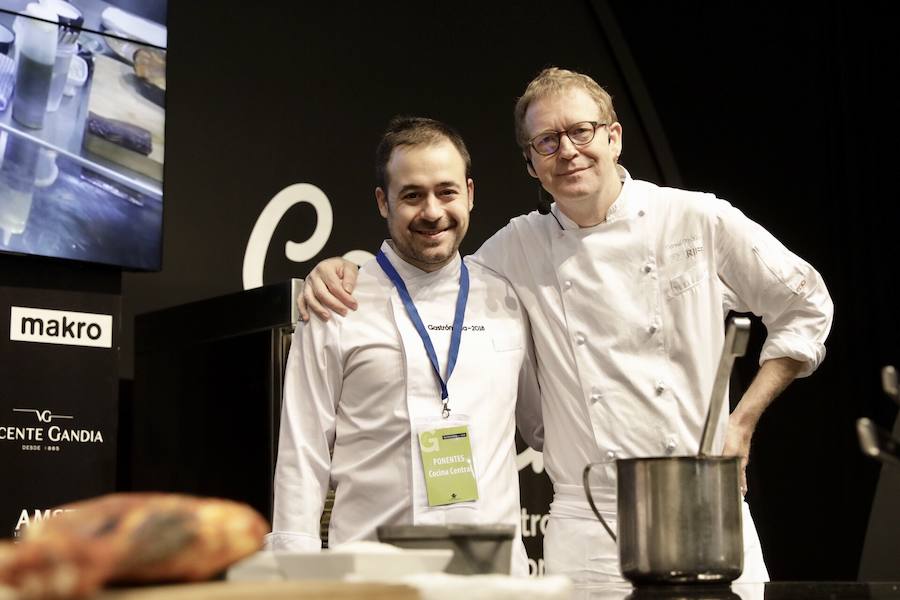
top-left (0, 493), bottom-right (268, 599)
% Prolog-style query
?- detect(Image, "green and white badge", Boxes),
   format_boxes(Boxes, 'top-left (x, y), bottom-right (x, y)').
top-left (418, 424), bottom-right (479, 507)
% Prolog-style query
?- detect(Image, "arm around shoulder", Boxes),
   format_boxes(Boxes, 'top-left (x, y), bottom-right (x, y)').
top-left (469, 216), bottom-right (542, 281)
top-left (298, 257), bottom-right (360, 322)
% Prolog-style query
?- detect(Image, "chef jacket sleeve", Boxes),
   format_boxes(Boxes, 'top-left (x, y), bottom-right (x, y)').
top-left (515, 320), bottom-right (544, 451)
top-left (266, 317), bottom-right (343, 551)
top-left (714, 199), bottom-right (834, 377)
top-left (469, 222), bottom-right (523, 282)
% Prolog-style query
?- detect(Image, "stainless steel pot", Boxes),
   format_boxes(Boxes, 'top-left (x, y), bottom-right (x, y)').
top-left (582, 317), bottom-right (751, 585)
top-left (583, 455), bottom-right (745, 586)
top-left (618, 456), bottom-right (742, 584)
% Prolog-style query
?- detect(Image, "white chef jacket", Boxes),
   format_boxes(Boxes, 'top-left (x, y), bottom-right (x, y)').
top-left (268, 241), bottom-right (542, 575)
top-left (470, 167), bottom-right (833, 582)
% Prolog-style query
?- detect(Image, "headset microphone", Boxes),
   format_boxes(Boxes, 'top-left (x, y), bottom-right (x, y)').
top-left (537, 186), bottom-right (552, 215)
top-left (525, 157), bottom-right (553, 216)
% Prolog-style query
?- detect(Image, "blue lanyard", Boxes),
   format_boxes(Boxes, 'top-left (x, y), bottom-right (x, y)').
top-left (377, 250), bottom-right (469, 418)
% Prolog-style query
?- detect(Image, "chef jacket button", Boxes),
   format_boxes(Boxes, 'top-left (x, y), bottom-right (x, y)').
top-left (606, 450), bottom-right (617, 460)
top-left (655, 381), bottom-right (666, 394)
top-left (590, 392), bottom-right (602, 403)
top-left (574, 333), bottom-right (586, 345)
top-left (665, 438), bottom-right (678, 454)
top-left (638, 210), bottom-right (645, 217)
top-left (649, 324), bottom-right (658, 334)
top-left (563, 280), bottom-right (573, 290)
top-left (642, 264), bottom-right (652, 273)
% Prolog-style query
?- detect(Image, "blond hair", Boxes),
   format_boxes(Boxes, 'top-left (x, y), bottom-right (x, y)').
top-left (514, 67), bottom-right (618, 148)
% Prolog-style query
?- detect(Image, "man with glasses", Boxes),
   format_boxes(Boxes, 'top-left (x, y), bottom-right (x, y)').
top-left (299, 68), bottom-right (833, 584)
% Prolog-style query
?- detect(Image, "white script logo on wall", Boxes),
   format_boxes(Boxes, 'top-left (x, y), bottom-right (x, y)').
top-left (516, 447), bottom-right (544, 474)
top-left (0, 408), bottom-right (105, 453)
top-left (242, 183), bottom-right (374, 290)
top-left (9, 306), bottom-right (113, 349)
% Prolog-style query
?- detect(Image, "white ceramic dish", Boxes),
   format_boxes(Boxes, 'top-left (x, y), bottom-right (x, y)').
top-left (274, 547), bottom-right (453, 580)
top-left (64, 55), bottom-right (87, 96)
top-left (101, 7), bottom-right (167, 48)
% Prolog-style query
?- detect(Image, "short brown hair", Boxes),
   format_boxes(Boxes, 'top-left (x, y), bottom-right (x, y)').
top-left (514, 67), bottom-right (618, 149)
top-left (375, 116), bottom-right (472, 192)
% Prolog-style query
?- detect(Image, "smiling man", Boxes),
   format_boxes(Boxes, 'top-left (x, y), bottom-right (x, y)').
top-left (374, 124), bottom-right (472, 270)
top-left (267, 116), bottom-right (542, 575)
top-left (299, 69), bottom-right (833, 584)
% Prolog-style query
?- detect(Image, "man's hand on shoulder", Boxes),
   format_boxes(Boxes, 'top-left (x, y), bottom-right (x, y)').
top-left (298, 258), bottom-right (360, 321)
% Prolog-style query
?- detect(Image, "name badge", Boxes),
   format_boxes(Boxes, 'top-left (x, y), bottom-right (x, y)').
top-left (418, 425), bottom-right (478, 507)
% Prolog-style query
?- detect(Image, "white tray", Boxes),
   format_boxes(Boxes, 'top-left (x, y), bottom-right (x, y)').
top-left (228, 546), bottom-right (453, 582)
top-left (278, 548), bottom-right (453, 580)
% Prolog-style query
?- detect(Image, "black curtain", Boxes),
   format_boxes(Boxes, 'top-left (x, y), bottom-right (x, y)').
top-left (608, 0), bottom-right (899, 579)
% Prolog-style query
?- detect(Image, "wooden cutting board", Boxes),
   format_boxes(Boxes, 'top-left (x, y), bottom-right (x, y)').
top-left (94, 580), bottom-right (419, 600)
top-left (83, 54), bottom-right (165, 181)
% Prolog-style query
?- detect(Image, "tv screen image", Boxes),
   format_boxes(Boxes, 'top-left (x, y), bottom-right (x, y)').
top-left (0, 0), bottom-right (166, 271)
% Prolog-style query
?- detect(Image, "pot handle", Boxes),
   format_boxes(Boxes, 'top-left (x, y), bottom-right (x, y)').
top-left (582, 463), bottom-right (617, 543)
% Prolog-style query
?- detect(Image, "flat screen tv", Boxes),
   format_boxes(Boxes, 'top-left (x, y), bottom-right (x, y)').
top-left (0, 0), bottom-right (167, 271)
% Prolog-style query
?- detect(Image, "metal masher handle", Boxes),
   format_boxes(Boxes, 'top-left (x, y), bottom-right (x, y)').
top-left (698, 316), bottom-right (751, 456)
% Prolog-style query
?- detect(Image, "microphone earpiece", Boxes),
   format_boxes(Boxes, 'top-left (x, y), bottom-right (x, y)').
top-left (526, 156), bottom-right (551, 215)
top-left (537, 187), bottom-right (551, 215)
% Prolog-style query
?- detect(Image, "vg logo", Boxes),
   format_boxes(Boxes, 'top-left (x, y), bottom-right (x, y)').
top-left (13, 408), bottom-right (73, 423)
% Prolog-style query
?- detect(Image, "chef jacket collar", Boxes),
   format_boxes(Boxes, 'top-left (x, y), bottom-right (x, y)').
top-left (551, 165), bottom-right (634, 231)
top-left (379, 240), bottom-right (462, 285)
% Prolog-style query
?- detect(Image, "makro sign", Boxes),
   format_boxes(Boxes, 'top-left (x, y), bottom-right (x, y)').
top-left (9, 306), bottom-right (113, 349)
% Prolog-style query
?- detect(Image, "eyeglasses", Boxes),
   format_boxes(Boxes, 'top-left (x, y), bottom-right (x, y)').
top-left (528, 121), bottom-right (608, 156)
